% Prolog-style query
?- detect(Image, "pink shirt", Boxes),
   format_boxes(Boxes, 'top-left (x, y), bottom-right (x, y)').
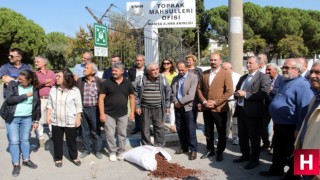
top-left (36, 69), bottom-right (56, 97)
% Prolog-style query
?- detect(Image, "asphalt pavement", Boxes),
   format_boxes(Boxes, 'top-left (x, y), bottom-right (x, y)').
top-left (0, 83), bottom-right (279, 180)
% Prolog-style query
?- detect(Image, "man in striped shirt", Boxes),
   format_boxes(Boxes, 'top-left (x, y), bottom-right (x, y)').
top-left (134, 62), bottom-right (171, 147)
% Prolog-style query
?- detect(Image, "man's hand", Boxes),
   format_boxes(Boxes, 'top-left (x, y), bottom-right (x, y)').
top-left (236, 90), bottom-right (246, 97)
top-left (129, 112), bottom-right (135, 122)
top-left (26, 91), bottom-right (33, 97)
top-left (100, 113), bottom-right (106, 123)
top-left (135, 108), bottom-right (142, 115)
top-left (33, 122), bottom-right (39, 129)
top-left (174, 102), bottom-right (183, 108)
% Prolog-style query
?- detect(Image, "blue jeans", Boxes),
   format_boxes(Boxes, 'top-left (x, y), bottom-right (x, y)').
top-left (6, 116), bottom-right (32, 164)
top-left (81, 107), bottom-right (102, 153)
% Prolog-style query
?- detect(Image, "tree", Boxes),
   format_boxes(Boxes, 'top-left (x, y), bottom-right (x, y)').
top-left (0, 8), bottom-right (47, 65)
top-left (277, 35), bottom-right (308, 58)
top-left (45, 32), bottom-right (71, 70)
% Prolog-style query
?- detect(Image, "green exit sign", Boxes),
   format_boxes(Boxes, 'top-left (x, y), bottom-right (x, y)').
top-left (94, 23), bottom-right (108, 47)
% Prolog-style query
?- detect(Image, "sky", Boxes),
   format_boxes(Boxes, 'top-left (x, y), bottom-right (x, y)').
top-left (1, 0), bottom-right (320, 37)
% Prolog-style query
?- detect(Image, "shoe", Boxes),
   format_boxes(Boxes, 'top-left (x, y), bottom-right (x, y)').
top-left (200, 150), bottom-right (215, 159)
top-left (244, 161), bottom-right (259, 169)
top-left (79, 151), bottom-right (90, 158)
top-left (72, 159), bottom-right (81, 166)
top-left (175, 148), bottom-right (187, 154)
top-left (109, 154), bottom-right (117, 162)
top-left (232, 137), bottom-right (239, 145)
top-left (12, 165), bottom-right (20, 177)
top-left (55, 161), bottom-right (62, 168)
top-left (189, 151), bottom-right (197, 160)
top-left (216, 152), bottom-right (224, 162)
top-left (233, 156), bottom-right (250, 163)
top-left (39, 138), bottom-right (45, 147)
top-left (117, 154), bottom-right (124, 161)
top-left (130, 128), bottom-right (140, 135)
top-left (260, 169), bottom-right (284, 176)
top-left (95, 152), bottom-right (103, 159)
top-left (261, 144), bottom-right (270, 151)
top-left (22, 160), bottom-right (38, 169)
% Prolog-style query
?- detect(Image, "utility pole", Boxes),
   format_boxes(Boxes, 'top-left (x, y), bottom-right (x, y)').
top-left (196, 25), bottom-right (201, 66)
top-left (228, 0), bottom-right (243, 75)
top-left (85, 4), bottom-right (113, 70)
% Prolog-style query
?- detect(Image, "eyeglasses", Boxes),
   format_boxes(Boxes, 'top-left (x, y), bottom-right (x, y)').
top-left (281, 66), bottom-right (296, 70)
top-left (8, 55), bottom-right (20, 58)
top-left (310, 70), bottom-right (320, 75)
top-left (163, 62), bottom-right (171, 65)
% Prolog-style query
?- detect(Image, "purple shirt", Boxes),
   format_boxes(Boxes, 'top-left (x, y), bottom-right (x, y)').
top-left (36, 69), bottom-right (56, 97)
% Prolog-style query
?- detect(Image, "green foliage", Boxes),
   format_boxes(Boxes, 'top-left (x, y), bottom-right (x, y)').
top-left (277, 35), bottom-right (309, 58)
top-left (0, 8), bottom-right (47, 65)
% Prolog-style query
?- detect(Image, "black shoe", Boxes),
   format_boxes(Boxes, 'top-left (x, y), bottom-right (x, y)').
top-left (55, 161), bottom-right (62, 168)
top-left (95, 152), bottom-right (103, 159)
top-left (233, 156), bottom-right (250, 163)
top-left (131, 128), bottom-right (140, 135)
top-left (200, 151), bottom-right (215, 159)
top-left (72, 159), bottom-right (81, 166)
top-left (12, 165), bottom-right (20, 177)
top-left (244, 161), bottom-right (259, 169)
top-left (260, 169), bottom-right (284, 176)
top-left (189, 151), bottom-right (197, 160)
top-left (216, 152), bottom-right (224, 162)
top-left (261, 144), bottom-right (270, 151)
top-left (175, 148), bottom-right (188, 154)
top-left (79, 151), bottom-right (90, 158)
top-left (22, 160), bottom-right (38, 169)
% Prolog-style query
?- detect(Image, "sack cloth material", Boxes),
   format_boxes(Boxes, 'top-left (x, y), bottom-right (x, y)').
top-left (123, 145), bottom-right (172, 171)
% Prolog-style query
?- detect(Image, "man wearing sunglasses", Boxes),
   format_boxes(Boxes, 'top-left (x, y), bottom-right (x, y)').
top-left (260, 58), bottom-right (314, 177)
top-left (0, 48), bottom-right (32, 98)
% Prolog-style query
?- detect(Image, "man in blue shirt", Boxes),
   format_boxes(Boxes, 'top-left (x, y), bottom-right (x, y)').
top-left (73, 52), bottom-right (93, 81)
top-left (0, 48), bottom-right (32, 98)
top-left (260, 58), bottom-right (314, 177)
top-left (102, 54), bottom-right (128, 79)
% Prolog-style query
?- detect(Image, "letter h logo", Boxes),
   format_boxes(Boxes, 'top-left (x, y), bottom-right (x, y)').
top-left (294, 149), bottom-right (320, 175)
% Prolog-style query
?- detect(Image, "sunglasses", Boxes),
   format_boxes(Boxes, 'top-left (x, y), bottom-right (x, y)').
top-left (281, 66), bottom-right (296, 70)
top-left (163, 62), bottom-right (171, 65)
top-left (8, 55), bottom-right (20, 58)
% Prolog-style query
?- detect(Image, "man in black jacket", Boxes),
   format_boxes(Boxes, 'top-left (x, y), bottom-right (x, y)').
top-left (128, 54), bottom-right (147, 134)
top-left (76, 62), bottom-right (104, 159)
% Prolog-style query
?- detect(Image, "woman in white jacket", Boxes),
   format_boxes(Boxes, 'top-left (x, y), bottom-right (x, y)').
top-left (46, 69), bottom-right (83, 168)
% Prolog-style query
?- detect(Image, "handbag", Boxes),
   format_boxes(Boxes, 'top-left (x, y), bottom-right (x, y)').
top-left (0, 100), bottom-right (9, 120)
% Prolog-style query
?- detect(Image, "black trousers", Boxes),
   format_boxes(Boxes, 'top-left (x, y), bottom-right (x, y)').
top-left (203, 110), bottom-right (227, 153)
top-left (237, 107), bottom-right (263, 162)
top-left (175, 108), bottom-right (198, 152)
top-left (52, 125), bottom-right (78, 161)
top-left (270, 124), bottom-right (296, 172)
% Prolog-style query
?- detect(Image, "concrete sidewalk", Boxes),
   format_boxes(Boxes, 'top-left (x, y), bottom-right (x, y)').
top-left (0, 83), bottom-right (278, 179)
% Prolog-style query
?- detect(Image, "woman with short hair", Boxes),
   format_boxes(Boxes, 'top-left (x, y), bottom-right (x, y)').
top-left (46, 68), bottom-right (83, 167)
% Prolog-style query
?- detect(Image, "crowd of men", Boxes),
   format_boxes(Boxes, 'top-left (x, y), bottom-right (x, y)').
top-left (0, 48), bottom-right (319, 179)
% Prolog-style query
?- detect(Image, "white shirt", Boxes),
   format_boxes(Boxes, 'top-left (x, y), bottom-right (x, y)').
top-left (209, 67), bottom-right (220, 86)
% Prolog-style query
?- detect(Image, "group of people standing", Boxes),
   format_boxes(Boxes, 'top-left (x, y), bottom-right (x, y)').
top-left (1, 48), bottom-right (319, 180)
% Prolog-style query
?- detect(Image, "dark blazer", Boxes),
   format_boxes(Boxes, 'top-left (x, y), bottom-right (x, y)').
top-left (128, 66), bottom-right (147, 82)
top-left (269, 74), bottom-right (283, 101)
top-left (234, 71), bottom-right (271, 118)
top-left (171, 72), bottom-right (198, 112)
top-left (5, 81), bottom-right (41, 122)
top-left (76, 76), bottom-right (104, 106)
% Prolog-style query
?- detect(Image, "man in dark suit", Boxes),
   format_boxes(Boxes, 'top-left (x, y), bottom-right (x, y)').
top-left (261, 63), bottom-right (282, 151)
top-left (197, 53), bottom-right (233, 162)
top-left (171, 60), bottom-right (199, 160)
top-left (233, 56), bottom-right (271, 169)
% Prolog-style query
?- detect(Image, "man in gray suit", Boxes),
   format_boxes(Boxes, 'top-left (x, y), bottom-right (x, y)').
top-left (233, 56), bottom-right (271, 169)
top-left (171, 60), bottom-right (199, 160)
